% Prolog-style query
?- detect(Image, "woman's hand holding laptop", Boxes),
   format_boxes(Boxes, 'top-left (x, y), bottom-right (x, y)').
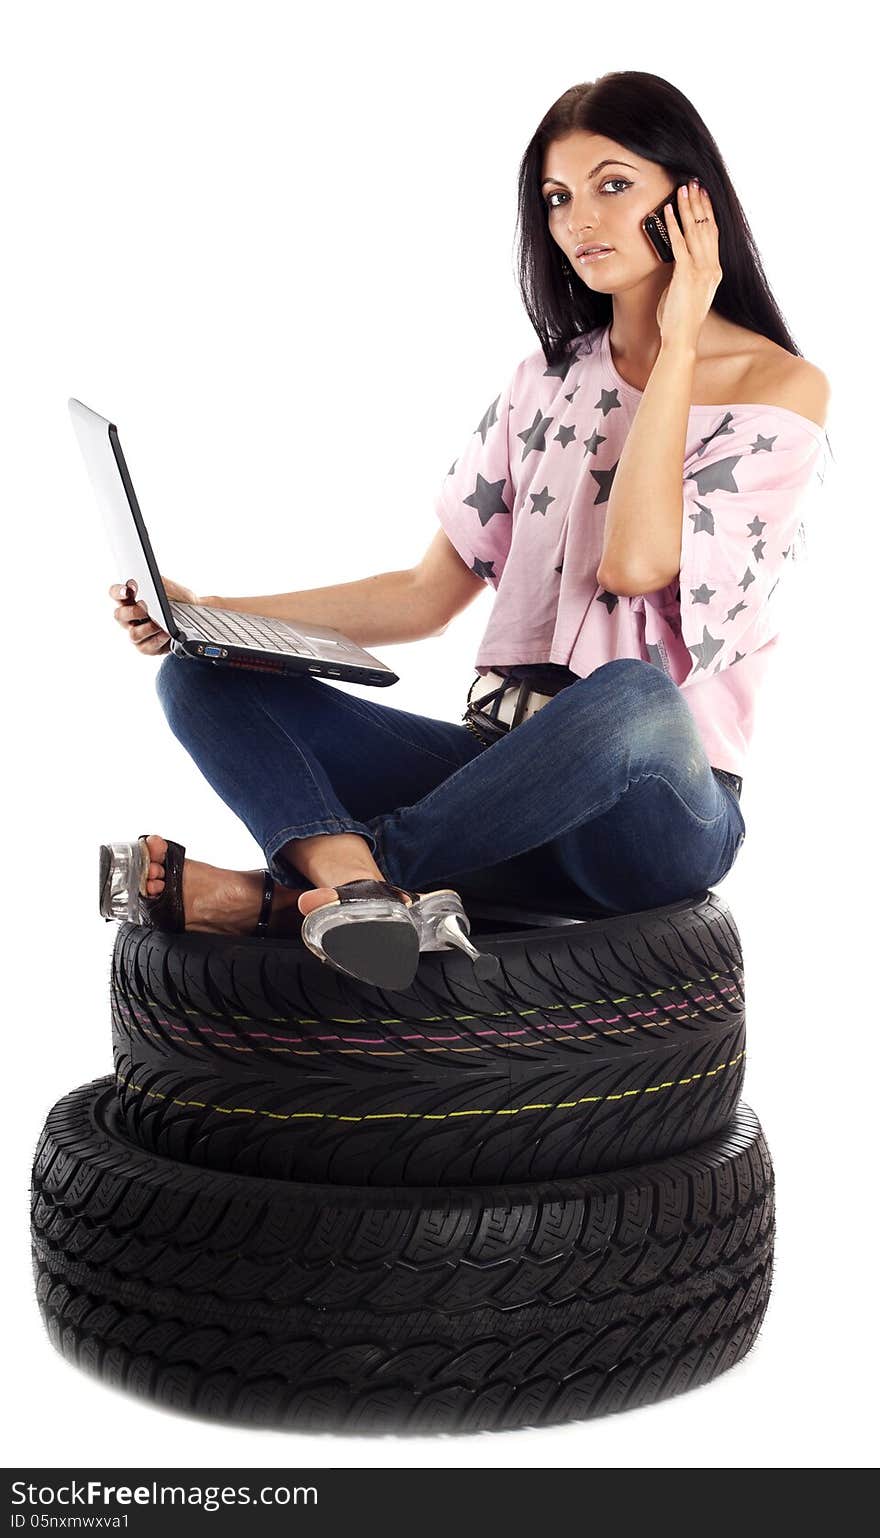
top-left (109, 575), bottom-right (201, 656)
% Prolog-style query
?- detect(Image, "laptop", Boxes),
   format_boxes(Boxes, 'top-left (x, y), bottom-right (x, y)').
top-left (68, 397), bottom-right (399, 687)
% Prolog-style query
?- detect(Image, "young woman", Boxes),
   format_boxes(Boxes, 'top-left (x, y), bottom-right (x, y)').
top-left (99, 70), bottom-right (831, 992)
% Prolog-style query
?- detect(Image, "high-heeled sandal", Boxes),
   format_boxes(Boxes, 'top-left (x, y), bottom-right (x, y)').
top-left (299, 878), bottom-right (422, 989)
top-left (98, 834), bottom-right (280, 938)
top-left (299, 879), bottom-right (502, 989)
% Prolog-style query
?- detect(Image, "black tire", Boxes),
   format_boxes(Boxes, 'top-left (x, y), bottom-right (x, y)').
top-left (109, 890), bottom-right (746, 1185)
top-left (31, 1078), bottom-right (773, 1434)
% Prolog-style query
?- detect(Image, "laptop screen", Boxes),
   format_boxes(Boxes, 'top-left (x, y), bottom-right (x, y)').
top-left (68, 398), bottom-right (179, 638)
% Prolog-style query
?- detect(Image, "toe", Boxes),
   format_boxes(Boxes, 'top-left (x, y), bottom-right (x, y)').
top-left (143, 834), bottom-right (167, 892)
top-left (297, 885), bottom-right (338, 917)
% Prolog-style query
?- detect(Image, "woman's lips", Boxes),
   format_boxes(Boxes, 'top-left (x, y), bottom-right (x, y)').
top-left (578, 248), bottom-right (613, 262)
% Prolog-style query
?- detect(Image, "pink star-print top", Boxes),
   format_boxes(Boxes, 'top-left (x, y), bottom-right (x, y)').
top-left (434, 320), bottom-right (830, 776)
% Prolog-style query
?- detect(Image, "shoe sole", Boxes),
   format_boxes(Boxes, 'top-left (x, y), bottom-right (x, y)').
top-left (301, 899), bottom-right (421, 989)
top-left (309, 920), bottom-right (420, 990)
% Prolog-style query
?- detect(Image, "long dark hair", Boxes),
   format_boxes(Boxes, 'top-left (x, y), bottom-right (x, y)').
top-left (514, 71), bottom-right (834, 459)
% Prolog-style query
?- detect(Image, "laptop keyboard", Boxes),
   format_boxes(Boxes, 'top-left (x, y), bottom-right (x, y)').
top-left (170, 601), bottom-right (318, 656)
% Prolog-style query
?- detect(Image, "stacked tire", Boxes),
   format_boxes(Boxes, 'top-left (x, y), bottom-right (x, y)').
top-left (31, 889), bottom-right (774, 1432)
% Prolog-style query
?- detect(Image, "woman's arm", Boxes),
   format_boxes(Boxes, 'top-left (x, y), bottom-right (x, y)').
top-left (599, 180), bottom-right (725, 598)
top-left (596, 341), bottom-right (697, 597)
top-left (202, 568), bottom-right (444, 648)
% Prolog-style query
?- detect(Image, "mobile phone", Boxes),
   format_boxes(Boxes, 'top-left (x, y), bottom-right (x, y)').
top-left (642, 181), bottom-right (694, 262)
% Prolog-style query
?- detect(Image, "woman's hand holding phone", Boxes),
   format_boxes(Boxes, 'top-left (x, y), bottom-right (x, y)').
top-left (641, 183), bottom-right (690, 261)
top-left (650, 179), bottom-right (723, 348)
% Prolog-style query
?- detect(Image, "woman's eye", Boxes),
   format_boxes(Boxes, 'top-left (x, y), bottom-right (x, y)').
top-left (545, 178), bottom-right (630, 209)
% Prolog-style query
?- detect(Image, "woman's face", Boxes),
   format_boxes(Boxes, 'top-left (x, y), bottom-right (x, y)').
top-left (540, 130), bottom-right (678, 290)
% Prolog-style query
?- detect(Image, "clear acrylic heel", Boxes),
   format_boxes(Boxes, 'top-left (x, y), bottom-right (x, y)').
top-left (410, 890), bottom-right (502, 983)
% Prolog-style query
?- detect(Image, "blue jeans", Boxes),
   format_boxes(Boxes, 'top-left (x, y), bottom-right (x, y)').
top-left (153, 654), bottom-right (746, 915)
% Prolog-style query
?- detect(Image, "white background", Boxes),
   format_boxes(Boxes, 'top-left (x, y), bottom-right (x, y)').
top-left (3, 0), bottom-right (876, 1472)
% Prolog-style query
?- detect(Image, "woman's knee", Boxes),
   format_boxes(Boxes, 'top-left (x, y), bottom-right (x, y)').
top-left (566, 659), bottom-right (685, 731)
top-left (154, 651), bottom-right (233, 726)
top-left (155, 651), bottom-right (198, 712)
top-left (589, 657), bottom-right (678, 698)
top-left (562, 659), bottom-right (704, 774)
top-left (154, 651), bottom-right (315, 737)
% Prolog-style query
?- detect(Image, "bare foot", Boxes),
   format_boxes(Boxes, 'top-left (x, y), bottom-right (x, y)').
top-left (142, 834), bottom-right (307, 936)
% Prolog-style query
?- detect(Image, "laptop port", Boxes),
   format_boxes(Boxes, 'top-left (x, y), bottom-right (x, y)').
top-left (204, 646), bottom-right (222, 657)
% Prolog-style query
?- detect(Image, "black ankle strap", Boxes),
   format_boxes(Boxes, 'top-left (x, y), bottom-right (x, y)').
top-left (253, 870), bottom-right (275, 936)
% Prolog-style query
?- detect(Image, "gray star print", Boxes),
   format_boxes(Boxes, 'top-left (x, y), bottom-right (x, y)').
top-left (595, 387), bottom-right (623, 416)
top-left (689, 501), bottom-right (715, 535)
top-left (470, 556), bottom-right (497, 581)
top-left (686, 454), bottom-right (742, 495)
top-left (543, 354), bottom-right (579, 383)
top-left (476, 393), bottom-right (501, 445)
top-left (687, 625), bottom-right (725, 671)
top-left (463, 472), bottom-right (511, 529)
top-left (528, 486), bottom-right (556, 517)
top-left (517, 409), bottom-right (553, 460)
top-left (694, 412), bottom-right (736, 455)
top-left (591, 459), bottom-right (619, 505)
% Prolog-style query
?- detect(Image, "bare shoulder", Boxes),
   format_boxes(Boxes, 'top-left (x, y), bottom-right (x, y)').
top-left (741, 340), bottom-right (831, 430)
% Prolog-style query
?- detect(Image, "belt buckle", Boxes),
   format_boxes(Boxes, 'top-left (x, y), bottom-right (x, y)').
top-left (520, 686), bottom-right (550, 724)
top-left (467, 672), bottom-right (521, 736)
top-left (474, 671), bottom-right (555, 733)
top-left (497, 675), bottom-right (554, 729)
top-left (713, 767), bottom-right (743, 799)
top-left (495, 680), bottom-right (521, 729)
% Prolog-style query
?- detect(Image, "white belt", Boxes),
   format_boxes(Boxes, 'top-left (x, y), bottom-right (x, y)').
top-left (471, 669), bottom-right (560, 728)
